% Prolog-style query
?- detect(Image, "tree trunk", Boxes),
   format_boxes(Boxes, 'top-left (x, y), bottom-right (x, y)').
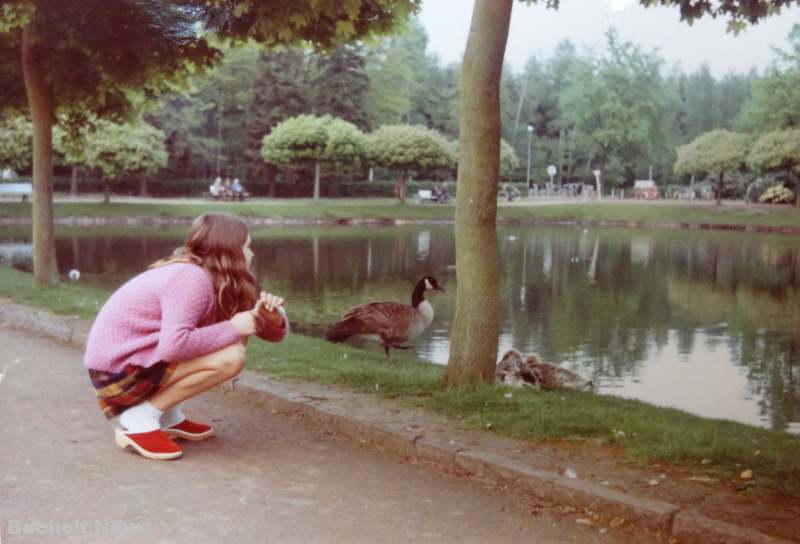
top-left (139, 175), bottom-right (149, 197)
top-left (70, 165), bottom-right (79, 196)
top-left (266, 164), bottom-right (277, 197)
top-left (716, 171), bottom-right (723, 205)
top-left (313, 161), bottom-right (321, 200)
top-left (791, 172), bottom-right (799, 208)
top-left (103, 180), bottom-right (111, 204)
top-left (395, 173), bottom-right (407, 205)
top-left (22, 24), bottom-right (59, 285)
top-left (444, 0), bottom-right (511, 387)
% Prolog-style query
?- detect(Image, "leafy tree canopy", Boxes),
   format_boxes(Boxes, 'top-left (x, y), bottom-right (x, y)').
top-left (261, 114), bottom-right (367, 170)
top-left (748, 128), bottom-right (800, 174)
top-left (0, 115), bottom-right (32, 171)
top-left (367, 124), bottom-right (454, 173)
top-left (674, 129), bottom-right (749, 175)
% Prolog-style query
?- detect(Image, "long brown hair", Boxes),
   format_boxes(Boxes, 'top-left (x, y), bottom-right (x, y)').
top-left (150, 213), bottom-right (257, 321)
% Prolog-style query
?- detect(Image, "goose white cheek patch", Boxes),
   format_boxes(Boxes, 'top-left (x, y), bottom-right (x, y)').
top-left (424, 279), bottom-right (433, 290)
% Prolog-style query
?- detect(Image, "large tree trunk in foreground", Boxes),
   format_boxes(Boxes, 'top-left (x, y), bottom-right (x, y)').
top-left (22, 24), bottom-right (59, 285)
top-left (444, 0), bottom-right (511, 387)
top-left (716, 171), bottom-right (723, 205)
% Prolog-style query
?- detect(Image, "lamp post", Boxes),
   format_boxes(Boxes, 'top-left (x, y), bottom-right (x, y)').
top-left (526, 124), bottom-right (534, 192)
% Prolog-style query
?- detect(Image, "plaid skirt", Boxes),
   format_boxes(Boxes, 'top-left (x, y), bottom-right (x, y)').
top-left (88, 361), bottom-right (178, 420)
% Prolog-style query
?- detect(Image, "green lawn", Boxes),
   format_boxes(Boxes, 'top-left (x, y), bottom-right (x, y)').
top-left (2, 265), bottom-right (799, 496)
top-left (1, 198), bottom-right (800, 229)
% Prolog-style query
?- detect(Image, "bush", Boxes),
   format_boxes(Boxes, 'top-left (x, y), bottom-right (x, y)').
top-left (758, 184), bottom-right (794, 204)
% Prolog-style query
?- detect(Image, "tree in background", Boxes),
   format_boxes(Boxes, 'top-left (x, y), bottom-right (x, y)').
top-left (748, 129), bottom-right (800, 207)
top-left (0, 115), bottom-right (31, 172)
top-left (0, 0), bottom-right (217, 284)
top-left (245, 48), bottom-right (311, 195)
top-left (146, 42), bottom-right (261, 181)
top-left (558, 29), bottom-right (671, 187)
top-left (71, 119), bottom-right (167, 203)
top-left (674, 129), bottom-right (749, 205)
top-left (261, 114), bottom-right (367, 199)
top-left (367, 124), bottom-right (454, 204)
top-left (311, 45), bottom-right (370, 129)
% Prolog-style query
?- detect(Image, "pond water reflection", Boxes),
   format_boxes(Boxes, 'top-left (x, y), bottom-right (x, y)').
top-left (2, 224), bottom-right (798, 433)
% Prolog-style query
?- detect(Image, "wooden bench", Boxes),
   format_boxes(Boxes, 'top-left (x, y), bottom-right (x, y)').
top-left (0, 183), bottom-right (33, 202)
top-left (418, 189), bottom-right (435, 203)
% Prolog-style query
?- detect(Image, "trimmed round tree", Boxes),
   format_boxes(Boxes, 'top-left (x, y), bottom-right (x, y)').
top-left (0, 115), bottom-right (32, 172)
top-left (261, 114), bottom-right (367, 199)
top-left (748, 128), bottom-right (800, 208)
top-left (79, 120), bottom-right (167, 203)
top-left (674, 129), bottom-right (749, 205)
top-left (368, 124), bottom-right (455, 204)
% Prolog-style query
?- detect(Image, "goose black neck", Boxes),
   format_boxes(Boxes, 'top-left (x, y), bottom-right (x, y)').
top-left (411, 280), bottom-right (427, 308)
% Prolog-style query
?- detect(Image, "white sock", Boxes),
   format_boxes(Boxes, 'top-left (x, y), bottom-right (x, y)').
top-left (119, 401), bottom-right (164, 433)
top-left (160, 403), bottom-right (186, 429)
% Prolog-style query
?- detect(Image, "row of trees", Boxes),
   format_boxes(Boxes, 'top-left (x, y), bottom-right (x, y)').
top-left (0, 116), bottom-right (167, 202)
top-left (260, 115), bottom-right (518, 202)
top-left (675, 128), bottom-right (800, 206)
top-left (135, 18), bottom-right (799, 191)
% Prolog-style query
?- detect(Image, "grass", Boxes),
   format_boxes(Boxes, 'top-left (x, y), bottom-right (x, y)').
top-left (2, 198), bottom-right (800, 229)
top-left (2, 265), bottom-right (799, 495)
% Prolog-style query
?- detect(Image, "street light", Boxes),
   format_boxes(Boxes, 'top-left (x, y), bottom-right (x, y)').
top-left (526, 124), bottom-right (534, 192)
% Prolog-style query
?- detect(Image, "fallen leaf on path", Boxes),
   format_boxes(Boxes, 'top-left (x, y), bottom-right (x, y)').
top-left (688, 476), bottom-right (719, 483)
top-left (740, 469), bottom-right (753, 480)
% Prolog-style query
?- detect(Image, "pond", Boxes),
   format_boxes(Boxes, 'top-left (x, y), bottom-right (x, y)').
top-left (2, 224), bottom-right (799, 433)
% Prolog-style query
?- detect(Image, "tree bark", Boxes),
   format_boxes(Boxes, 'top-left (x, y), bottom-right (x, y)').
top-left (70, 165), bottom-right (79, 196)
top-left (444, 0), bottom-right (511, 387)
top-left (22, 24), bottom-right (59, 285)
top-left (716, 171), bottom-right (723, 205)
top-left (103, 180), bottom-right (111, 204)
top-left (395, 173), bottom-right (407, 205)
top-left (313, 161), bottom-right (321, 200)
top-left (139, 175), bottom-right (149, 197)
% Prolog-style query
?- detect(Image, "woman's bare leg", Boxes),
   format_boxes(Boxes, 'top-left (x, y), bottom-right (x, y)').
top-left (148, 342), bottom-right (246, 411)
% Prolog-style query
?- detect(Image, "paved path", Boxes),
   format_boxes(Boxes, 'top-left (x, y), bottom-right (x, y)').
top-left (0, 326), bottom-right (660, 544)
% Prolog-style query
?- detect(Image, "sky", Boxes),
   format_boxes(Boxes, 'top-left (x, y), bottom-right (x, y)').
top-left (417, 0), bottom-right (800, 77)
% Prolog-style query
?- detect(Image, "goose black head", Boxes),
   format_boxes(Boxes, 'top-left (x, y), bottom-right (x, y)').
top-left (421, 275), bottom-right (445, 292)
top-left (412, 275), bottom-right (445, 307)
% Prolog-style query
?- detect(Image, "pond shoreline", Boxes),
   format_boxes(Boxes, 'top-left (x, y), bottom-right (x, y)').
top-left (3, 214), bottom-right (800, 235)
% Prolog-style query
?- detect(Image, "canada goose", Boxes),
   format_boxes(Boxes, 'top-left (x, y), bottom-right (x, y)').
top-left (326, 275), bottom-right (445, 358)
top-left (496, 349), bottom-right (592, 391)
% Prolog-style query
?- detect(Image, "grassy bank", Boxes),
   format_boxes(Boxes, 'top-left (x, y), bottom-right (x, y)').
top-left (2, 199), bottom-right (800, 229)
top-left (2, 265), bottom-right (799, 495)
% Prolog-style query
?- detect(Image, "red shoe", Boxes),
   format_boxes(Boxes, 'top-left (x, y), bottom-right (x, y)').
top-left (163, 418), bottom-right (214, 441)
top-left (114, 427), bottom-right (182, 460)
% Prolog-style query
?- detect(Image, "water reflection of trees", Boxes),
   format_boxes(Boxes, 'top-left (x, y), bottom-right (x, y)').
top-left (497, 228), bottom-right (800, 431)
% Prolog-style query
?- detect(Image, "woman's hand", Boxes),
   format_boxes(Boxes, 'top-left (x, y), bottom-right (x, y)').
top-left (230, 310), bottom-right (258, 336)
top-left (254, 291), bottom-right (284, 313)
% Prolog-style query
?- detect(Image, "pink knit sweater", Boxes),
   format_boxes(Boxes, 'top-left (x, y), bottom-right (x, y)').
top-left (84, 262), bottom-right (244, 373)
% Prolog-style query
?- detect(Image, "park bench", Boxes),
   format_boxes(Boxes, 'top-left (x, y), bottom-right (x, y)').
top-left (0, 183), bottom-right (33, 202)
top-left (418, 189), bottom-right (435, 203)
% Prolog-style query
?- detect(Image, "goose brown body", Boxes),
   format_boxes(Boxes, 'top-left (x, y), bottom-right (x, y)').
top-left (326, 276), bottom-right (444, 358)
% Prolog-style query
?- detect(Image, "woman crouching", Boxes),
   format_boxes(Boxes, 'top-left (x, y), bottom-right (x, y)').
top-left (83, 213), bottom-right (287, 460)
